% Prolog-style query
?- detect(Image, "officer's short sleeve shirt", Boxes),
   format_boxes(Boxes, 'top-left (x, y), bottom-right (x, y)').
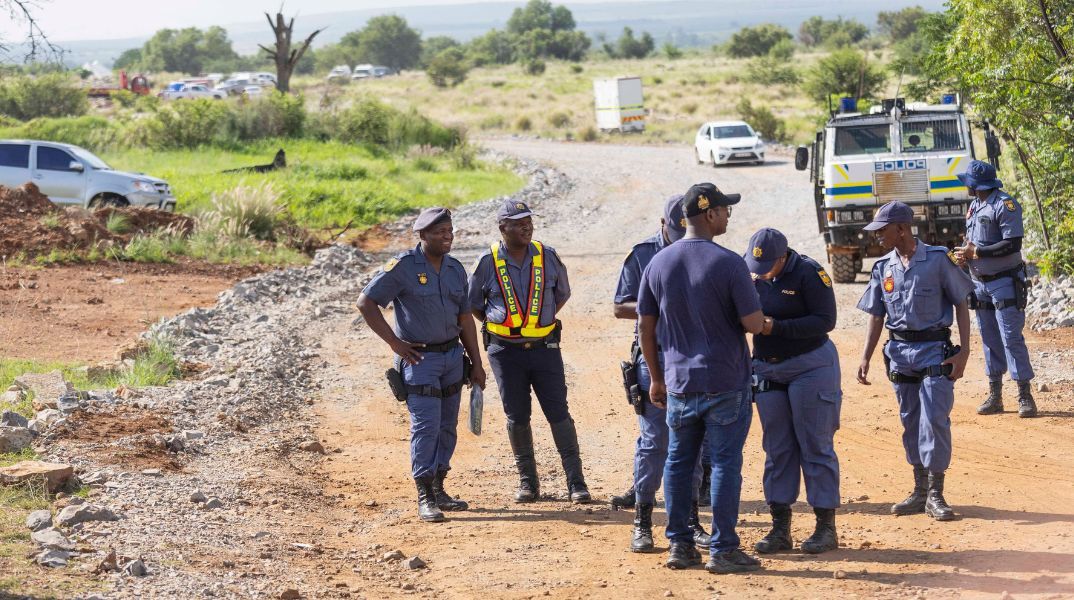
top-left (966, 189), bottom-right (1024, 276)
top-left (467, 241), bottom-right (568, 327)
top-left (614, 232), bottom-right (664, 304)
top-left (856, 241), bottom-right (973, 331)
top-left (363, 244), bottom-right (467, 344)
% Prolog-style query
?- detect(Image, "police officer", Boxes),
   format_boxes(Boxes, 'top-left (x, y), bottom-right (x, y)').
top-left (357, 207), bottom-right (487, 523)
top-left (745, 228), bottom-right (841, 555)
top-left (637, 183), bottom-right (765, 574)
top-left (953, 160), bottom-right (1037, 418)
top-left (857, 202), bottom-right (973, 522)
top-left (613, 195), bottom-right (710, 553)
top-left (469, 199), bottom-right (591, 503)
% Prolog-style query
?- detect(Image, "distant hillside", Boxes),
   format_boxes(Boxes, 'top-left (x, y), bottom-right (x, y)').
top-left (55, 0), bottom-right (945, 67)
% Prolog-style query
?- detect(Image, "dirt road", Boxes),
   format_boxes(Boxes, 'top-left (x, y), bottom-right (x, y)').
top-left (305, 140), bottom-right (1074, 599)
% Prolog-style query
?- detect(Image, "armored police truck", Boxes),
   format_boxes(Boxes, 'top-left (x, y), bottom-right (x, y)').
top-left (794, 97), bottom-right (1001, 283)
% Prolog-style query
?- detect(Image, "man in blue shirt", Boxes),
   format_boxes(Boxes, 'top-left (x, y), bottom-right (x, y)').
top-left (358, 207), bottom-right (487, 523)
top-left (612, 195), bottom-right (710, 553)
top-left (857, 202), bottom-right (973, 522)
top-left (469, 199), bottom-right (591, 504)
top-left (745, 227), bottom-right (842, 555)
top-left (638, 183), bottom-right (765, 574)
top-left (953, 160), bottom-right (1037, 418)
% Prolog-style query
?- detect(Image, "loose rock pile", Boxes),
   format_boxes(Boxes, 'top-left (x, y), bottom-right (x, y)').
top-left (1027, 273), bottom-right (1074, 330)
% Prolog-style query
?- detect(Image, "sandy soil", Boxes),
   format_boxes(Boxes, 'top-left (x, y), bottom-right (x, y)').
top-left (307, 140), bottom-right (1074, 600)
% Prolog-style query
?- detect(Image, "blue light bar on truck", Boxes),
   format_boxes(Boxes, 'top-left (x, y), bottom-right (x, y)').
top-left (839, 97), bottom-right (857, 113)
top-left (941, 94), bottom-right (957, 105)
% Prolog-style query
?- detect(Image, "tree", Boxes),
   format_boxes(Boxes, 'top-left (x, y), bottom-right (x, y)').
top-left (507, 0), bottom-right (576, 34)
top-left (426, 47), bottom-right (470, 87)
top-left (114, 48), bottom-right (143, 70)
top-left (467, 29), bottom-right (515, 66)
top-left (422, 36), bottom-right (460, 68)
top-left (507, 0), bottom-right (590, 61)
top-left (353, 15), bottom-right (422, 72)
top-left (260, 12), bottom-right (323, 93)
top-left (125, 27), bottom-right (240, 74)
top-left (0, 0), bottom-right (61, 62)
top-left (727, 24), bottom-right (793, 58)
top-left (798, 16), bottom-right (869, 48)
top-left (662, 42), bottom-right (683, 59)
top-left (604, 27), bottom-right (655, 59)
top-left (801, 47), bottom-right (887, 102)
top-left (877, 6), bottom-right (930, 40)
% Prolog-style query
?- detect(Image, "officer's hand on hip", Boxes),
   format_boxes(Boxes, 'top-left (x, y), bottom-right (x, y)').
top-left (857, 359), bottom-right (871, 385)
top-left (943, 348), bottom-right (969, 382)
top-left (390, 339), bottom-right (425, 366)
top-left (468, 362), bottom-right (487, 390)
top-left (649, 380), bottom-right (667, 409)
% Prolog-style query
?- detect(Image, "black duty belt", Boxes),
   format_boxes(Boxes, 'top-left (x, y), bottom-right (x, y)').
top-left (406, 380), bottom-right (465, 398)
top-left (888, 364), bottom-right (952, 384)
top-left (888, 328), bottom-right (950, 343)
top-left (972, 264), bottom-right (1024, 283)
top-left (487, 335), bottom-right (559, 350)
top-left (421, 338), bottom-right (460, 353)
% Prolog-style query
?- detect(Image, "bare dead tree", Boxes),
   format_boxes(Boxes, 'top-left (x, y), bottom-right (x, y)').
top-left (259, 11), bottom-right (323, 93)
top-left (2, 0), bottom-right (65, 63)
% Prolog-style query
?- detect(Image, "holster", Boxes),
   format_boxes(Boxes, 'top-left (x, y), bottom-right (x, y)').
top-left (463, 354), bottom-right (473, 384)
top-left (1013, 275), bottom-right (1029, 310)
top-left (621, 341), bottom-right (646, 415)
top-left (386, 366), bottom-right (407, 402)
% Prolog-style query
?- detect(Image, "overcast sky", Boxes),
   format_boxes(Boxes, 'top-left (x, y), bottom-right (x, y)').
top-left (3, 0), bottom-right (647, 42)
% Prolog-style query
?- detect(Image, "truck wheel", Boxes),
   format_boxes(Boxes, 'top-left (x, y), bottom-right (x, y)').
top-left (831, 254), bottom-right (857, 284)
top-left (89, 194), bottom-right (129, 208)
top-left (853, 256), bottom-right (863, 273)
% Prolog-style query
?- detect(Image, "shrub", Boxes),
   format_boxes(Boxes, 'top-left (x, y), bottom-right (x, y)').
top-left (479, 114), bottom-right (506, 130)
top-left (224, 92), bottom-right (306, 141)
top-left (523, 59), bottom-right (546, 75)
top-left (577, 126), bottom-right (598, 141)
top-left (727, 24), bottom-right (793, 58)
top-left (200, 182), bottom-right (287, 241)
top-left (105, 212), bottom-right (131, 234)
top-left (150, 99), bottom-right (231, 149)
top-left (412, 157), bottom-right (437, 172)
top-left (515, 115), bottom-right (532, 131)
top-left (548, 111), bottom-right (571, 128)
top-left (737, 98), bottom-right (787, 142)
top-left (801, 48), bottom-right (887, 103)
top-left (111, 89), bottom-right (139, 108)
top-left (39, 213), bottom-right (62, 228)
top-left (569, 64), bottom-right (584, 73)
top-left (0, 116), bottom-right (124, 151)
top-left (746, 56), bottom-right (800, 85)
top-left (682, 103), bottom-right (698, 115)
top-left (426, 47), bottom-right (471, 88)
top-left (0, 74), bottom-right (88, 120)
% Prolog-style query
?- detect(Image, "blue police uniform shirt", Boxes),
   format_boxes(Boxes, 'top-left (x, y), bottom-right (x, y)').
top-left (362, 244), bottom-right (468, 344)
top-left (857, 240), bottom-right (973, 331)
top-left (614, 232), bottom-right (666, 304)
top-left (752, 250), bottom-right (837, 361)
top-left (468, 240), bottom-right (570, 328)
top-left (965, 189), bottom-right (1024, 277)
top-left (637, 238), bottom-right (762, 395)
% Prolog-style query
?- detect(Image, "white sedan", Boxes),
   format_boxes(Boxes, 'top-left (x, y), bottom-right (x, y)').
top-left (158, 82), bottom-right (225, 100)
top-left (694, 120), bottom-right (766, 166)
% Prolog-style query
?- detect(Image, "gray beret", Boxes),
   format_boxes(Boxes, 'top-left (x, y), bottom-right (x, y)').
top-left (413, 207), bottom-right (452, 232)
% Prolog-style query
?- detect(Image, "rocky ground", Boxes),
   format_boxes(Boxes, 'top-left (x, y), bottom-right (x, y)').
top-left (2, 142), bottom-right (1073, 599)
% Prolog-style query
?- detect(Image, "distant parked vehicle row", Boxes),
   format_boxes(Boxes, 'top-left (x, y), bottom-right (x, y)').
top-left (158, 82), bottom-right (225, 100)
top-left (325, 64), bottom-right (396, 83)
top-left (0, 140), bottom-right (176, 210)
top-left (156, 71), bottom-right (277, 101)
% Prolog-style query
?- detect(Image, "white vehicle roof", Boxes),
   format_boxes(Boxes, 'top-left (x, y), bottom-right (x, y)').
top-left (702, 120), bottom-right (753, 128)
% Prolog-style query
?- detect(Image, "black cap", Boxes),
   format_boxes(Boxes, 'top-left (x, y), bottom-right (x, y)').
top-left (663, 194), bottom-right (686, 242)
top-left (681, 183), bottom-right (741, 218)
top-left (413, 207), bottom-right (452, 232)
top-left (743, 227), bottom-right (788, 274)
top-left (863, 201), bottom-right (914, 231)
top-left (497, 199), bottom-right (533, 221)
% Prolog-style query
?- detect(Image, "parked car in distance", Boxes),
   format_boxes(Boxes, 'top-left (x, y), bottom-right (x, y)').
top-left (694, 120), bottom-right (766, 166)
top-left (252, 72), bottom-right (277, 85)
top-left (242, 85), bottom-right (264, 98)
top-left (158, 82), bottom-right (225, 100)
top-left (215, 78), bottom-right (252, 96)
top-left (0, 140), bottom-right (176, 210)
top-left (351, 64), bottom-right (395, 80)
top-left (326, 65), bottom-right (352, 82)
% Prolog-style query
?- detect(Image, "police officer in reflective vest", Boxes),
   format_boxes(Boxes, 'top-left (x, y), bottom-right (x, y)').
top-left (469, 199), bottom-right (591, 503)
top-left (745, 227), bottom-right (842, 554)
top-left (357, 207), bottom-right (487, 523)
top-left (613, 194), bottom-right (711, 553)
top-left (953, 160), bottom-right (1037, 418)
top-left (857, 202), bottom-right (973, 522)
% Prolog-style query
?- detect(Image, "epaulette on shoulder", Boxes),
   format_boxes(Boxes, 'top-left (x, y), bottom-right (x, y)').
top-left (382, 249), bottom-right (415, 272)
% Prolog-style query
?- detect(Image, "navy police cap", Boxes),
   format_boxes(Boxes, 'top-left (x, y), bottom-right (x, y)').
top-left (864, 201), bottom-right (914, 231)
top-left (744, 227), bottom-right (788, 275)
top-left (413, 207), bottom-right (452, 232)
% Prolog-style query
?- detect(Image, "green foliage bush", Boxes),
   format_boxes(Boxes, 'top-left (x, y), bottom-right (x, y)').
top-left (5, 116), bottom-right (123, 149)
top-left (548, 111), bottom-right (572, 128)
top-left (801, 48), bottom-right (887, 103)
top-left (746, 56), bottom-right (800, 85)
top-left (737, 98), bottom-right (787, 143)
top-left (0, 74), bottom-right (88, 120)
top-left (427, 47), bottom-right (471, 88)
top-left (523, 59), bottom-right (546, 75)
top-left (726, 24), bottom-right (793, 58)
top-left (224, 92), bottom-right (306, 141)
top-left (149, 99), bottom-right (232, 148)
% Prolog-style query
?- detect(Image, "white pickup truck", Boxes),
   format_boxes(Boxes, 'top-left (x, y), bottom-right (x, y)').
top-left (158, 82), bottom-right (225, 100)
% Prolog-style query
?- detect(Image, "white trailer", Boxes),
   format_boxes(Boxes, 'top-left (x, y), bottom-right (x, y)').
top-left (593, 76), bottom-right (645, 132)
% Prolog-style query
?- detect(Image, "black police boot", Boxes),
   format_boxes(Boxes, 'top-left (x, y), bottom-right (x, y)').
top-left (415, 477), bottom-right (445, 523)
top-left (925, 471), bottom-right (956, 521)
top-left (891, 464), bottom-right (929, 515)
top-left (433, 468), bottom-right (469, 511)
top-left (610, 484), bottom-right (636, 510)
top-left (1017, 381), bottom-right (1038, 418)
top-left (665, 542), bottom-right (702, 570)
top-left (977, 379), bottom-right (1004, 415)
top-left (549, 418), bottom-right (591, 503)
top-left (630, 502), bottom-right (655, 553)
top-left (754, 503), bottom-right (792, 554)
top-left (698, 460), bottom-right (712, 507)
top-left (506, 421), bottom-right (539, 503)
top-left (705, 548), bottom-right (762, 574)
top-left (800, 507), bottom-right (838, 554)
top-left (688, 502), bottom-right (711, 549)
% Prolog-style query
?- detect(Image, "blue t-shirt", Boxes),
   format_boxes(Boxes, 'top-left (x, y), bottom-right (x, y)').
top-left (637, 238), bottom-right (762, 394)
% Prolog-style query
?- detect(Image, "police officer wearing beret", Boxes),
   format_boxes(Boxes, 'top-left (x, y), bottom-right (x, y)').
top-left (469, 199), bottom-right (591, 503)
top-left (745, 227), bottom-right (841, 555)
top-left (358, 207), bottom-right (487, 523)
top-left (637, 183), bottom-right (765, 574)
top-left (953, 160), bottom-right (1037, 418)
top-left (857, 201), bottom-right (973, 522)
top-left (612, 194), bottom-right (711, 553)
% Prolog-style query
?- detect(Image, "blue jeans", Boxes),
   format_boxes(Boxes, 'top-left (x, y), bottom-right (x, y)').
top-left (664, 387), bottom-right (752, 553)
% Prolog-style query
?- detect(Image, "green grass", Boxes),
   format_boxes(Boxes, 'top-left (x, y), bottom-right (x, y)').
top-left (103, 138), bottom-right (525, 229)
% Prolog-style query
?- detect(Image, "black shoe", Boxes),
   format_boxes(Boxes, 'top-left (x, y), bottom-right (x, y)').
top-left (705, 548), bottom-right (762, 574)
top-left (630, 503), bottom-right (655, 553)
top-left (891, 464), bottom-right (928, 515)
top-left (610, 485), bottom-right (636, 510)
top-left (754, 503), bottom-right (792, 554)
top-left (665, 542), bottom-right (702, 569)
top-left (415, 477), bottom-right (445, 523)
top-left (1017, 381), bottom-right (1038, 418)
top-left (977, 380), bottom-right (1004, 415)
top-left (925, 471), bottom-right (955, 521)
top-left (433, 469), bottom-right (469, 511)
top-left (688, 502), bottom-right (711, 549)
top-left (698, 461), bottom-right (712, 507)
top-left (506, 421), bottom-right (539, 503)
top-left (800, 507), bottom-right (838, 554)
top-left (549, 418), bottom-right (591, 503)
